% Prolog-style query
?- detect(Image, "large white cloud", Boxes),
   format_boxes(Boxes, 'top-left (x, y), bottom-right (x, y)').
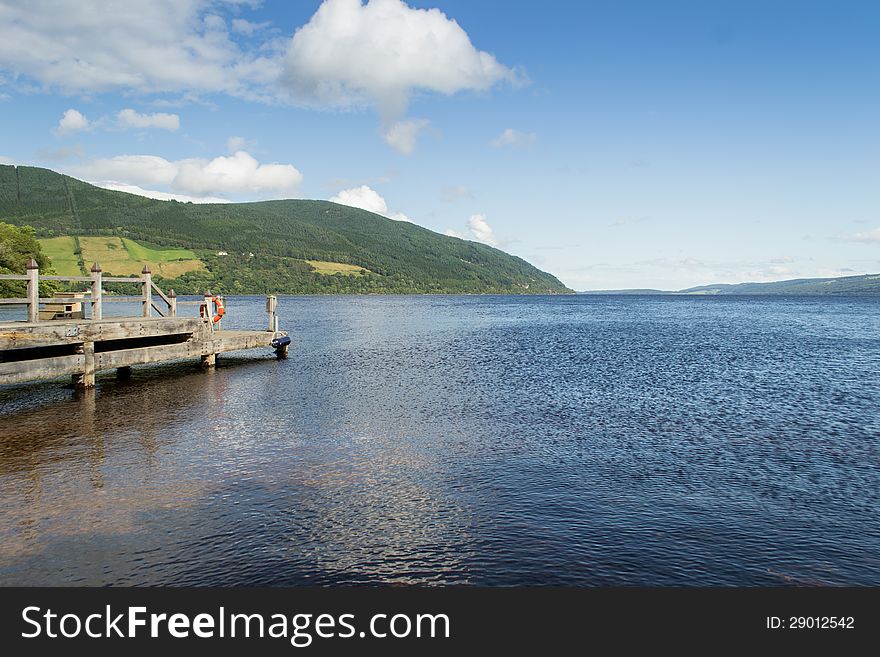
top-left (328, 185), bottom-right (410, 222)
top-left (0, 0), bottom-right (281, 97)
top-left (284, 0), bottom-right (516, 116)
top-left (73, 150), bottom-right (302, 199)
top-left (284, 0), bottom-right (516, 152)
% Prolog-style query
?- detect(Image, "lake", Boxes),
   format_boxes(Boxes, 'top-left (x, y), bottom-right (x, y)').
top-left (1, 295), bottom-right (878, 585)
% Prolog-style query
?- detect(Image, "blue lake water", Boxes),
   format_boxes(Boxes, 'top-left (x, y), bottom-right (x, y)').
top-left (0, 294), bottom-right (878, 585)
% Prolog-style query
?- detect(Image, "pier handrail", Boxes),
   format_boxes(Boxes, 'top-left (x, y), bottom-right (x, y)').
top-left (2, 261), bottom-right (280, 333)
top-left (0, 260), bottom-right (179, 322)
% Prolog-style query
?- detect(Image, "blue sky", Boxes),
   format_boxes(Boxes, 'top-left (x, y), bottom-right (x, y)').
top-left (0, 0), bottom-right (878, 290)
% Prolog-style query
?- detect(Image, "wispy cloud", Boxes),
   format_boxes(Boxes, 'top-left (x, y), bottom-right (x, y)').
top-left (441, 185), bottom-right (474, 202)
top-left (839, 227), bottom-right (880, 243)
top-left (115, 108), bottom-right (179, 131)
top-left (490, 128), bottom-right (536, 149)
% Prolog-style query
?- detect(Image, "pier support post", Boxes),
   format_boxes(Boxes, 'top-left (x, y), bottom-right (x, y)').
top-left (266, 295), bottom-right (278, 333)
top-left (90, 263), bottom-right (102, 321)
top-left (168, 289), bottom-right (177, 317)
top-left (26, 258), bottom-right (39, 323)
top-left (203, 292), bottom-right (214, 334)
top-left (142, 266), bottom-right (152, 317)
top-left (73, 341), bottom-right (96, 388)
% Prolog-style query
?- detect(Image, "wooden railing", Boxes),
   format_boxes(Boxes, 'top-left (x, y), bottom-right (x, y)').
top-left (0, 259), bottom-right (177, 322)
top-left (0, 260), bottom-right (281, 333)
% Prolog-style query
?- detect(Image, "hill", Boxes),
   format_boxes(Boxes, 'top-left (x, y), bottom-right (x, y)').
top-left (0, 165), bottom-right (571, 295)
top-left (583, 273), bottom-right (880, 296)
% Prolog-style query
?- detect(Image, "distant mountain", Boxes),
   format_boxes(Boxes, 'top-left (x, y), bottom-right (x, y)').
top-left (582, 273), bottom-right (880, 296)
top-left (0, 165), bottom-right (571, 295)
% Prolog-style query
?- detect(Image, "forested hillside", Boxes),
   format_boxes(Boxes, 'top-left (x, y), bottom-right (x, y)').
top-left (0, 165), bottom-right (571, 295)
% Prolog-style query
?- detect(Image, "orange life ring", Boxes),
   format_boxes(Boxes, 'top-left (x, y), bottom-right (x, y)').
top-left (200, 296), bottom-right (225, 324)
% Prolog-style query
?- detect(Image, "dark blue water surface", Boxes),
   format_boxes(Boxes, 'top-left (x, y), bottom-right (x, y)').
top-left (1, 295), bottom-right (878, 585)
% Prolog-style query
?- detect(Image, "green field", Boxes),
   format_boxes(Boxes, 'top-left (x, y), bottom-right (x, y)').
top-left (38, 236), bottom-right (82, 276)
top-left (39, 236), bottom-right (205, 278)
top-left (305, 260), bottom-right (370, 276)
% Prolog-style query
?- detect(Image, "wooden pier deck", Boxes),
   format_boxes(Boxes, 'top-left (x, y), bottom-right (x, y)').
top-left (0, 260), bottom-right (287, 388)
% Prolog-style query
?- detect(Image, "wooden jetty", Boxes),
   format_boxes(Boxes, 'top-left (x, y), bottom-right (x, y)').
top-left (0, 259), bottom-right (288, 388)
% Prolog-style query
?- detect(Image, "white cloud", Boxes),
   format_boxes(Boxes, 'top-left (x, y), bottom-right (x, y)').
top-left (381, 118), bottom-right (430, 155)
top-left (175, 151), bottom-right (302, 197)
top-left (54, 108), bottom-right (91, 136)
top-left (0, 0), bottom-right (281, 98)
top-left (0, 155), bottom-right (14, 164)
top-left (116, 108), bottom-right (180, 131)
top-left (328, 185), bottom-right (411, 222)
top-left (284, 0), bottom-right (516, 152)
top-left (444, 213), bottom-right (499, 246)
top-left (841, 227), bottom-right (880, 243)
top-left (490, 128), bottom-right (536, 148)
top-left (73, 150), bottom-right (303, 199)
top-left (283, 0), bottom-right (517, 117)
top-left (468, 214), bottom-right (498, 246)
top-left (95, 182), bottom-right (230, 204)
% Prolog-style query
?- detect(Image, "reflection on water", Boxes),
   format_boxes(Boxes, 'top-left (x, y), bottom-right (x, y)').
top-left (1, 295), bottom-right (879, 585)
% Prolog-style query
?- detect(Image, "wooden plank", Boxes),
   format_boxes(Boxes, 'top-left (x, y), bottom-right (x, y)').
top-left (95, 341), bottom-right (205, 370)
top-left (0, 299), bottom-right (27, 305)
top-left (0, 317), bottom-right (204, 349)
top-left (102, 296), bottom-right (144, 303)
top-left (39, 276), bottom-right (93, 282)
top-left (0, 275), bottom-right (28, 281)
top-left (150, 300), bottom-right (166, 317)
top-left (37, 297), bottom-right (93, 304)
top-left (0, 354), bottom-right (85, 385)
top-left (151, 282), bottom-right (172, 306)
top-left (103, 276), bottom-right (145, 283)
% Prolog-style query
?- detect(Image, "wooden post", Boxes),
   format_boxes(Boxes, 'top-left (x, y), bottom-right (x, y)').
top-left (168, 289), bottom-right (177, 317)
top-left (90, 262), bottom-right (102, 321)
top-left (142, 265), bottom-right (152, 318)
top-left (266, 295), bottom-right (278, 333)
top-left (26, 258), bottom-right (39, 323)
top-left (73, 341), bottom-right (96, 388)
top-left (203, 291), bottom-right (214, 333)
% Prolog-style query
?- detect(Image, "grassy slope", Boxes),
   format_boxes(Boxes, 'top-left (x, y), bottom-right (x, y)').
top-left (0, 165), bottom-right (571, 295)
top-left (305, 260), bottom-right (369, 275)
top-left (38, 236), bottom-right (82, 276)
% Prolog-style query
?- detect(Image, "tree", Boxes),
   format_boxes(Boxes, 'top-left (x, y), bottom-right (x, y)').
top-left (0, 221), bottom-right (54, 297)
